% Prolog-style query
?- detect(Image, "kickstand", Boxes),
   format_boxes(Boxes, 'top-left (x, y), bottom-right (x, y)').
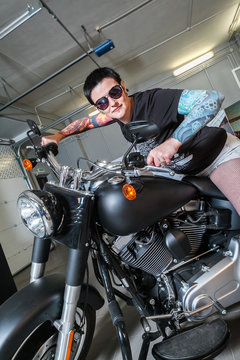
top-left (138, 331), bottom-right (161, 360)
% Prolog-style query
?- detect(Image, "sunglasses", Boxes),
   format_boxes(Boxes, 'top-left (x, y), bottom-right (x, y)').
top-left (95, 85), bottom-right (123, 110)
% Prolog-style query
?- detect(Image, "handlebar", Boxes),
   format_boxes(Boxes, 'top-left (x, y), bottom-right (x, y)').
top-left (41, 144), bottom-right (176, 184)
top-left (32, 141), bottom-right (191, 191)
top-left (26, 120), bottom-right (191, 187)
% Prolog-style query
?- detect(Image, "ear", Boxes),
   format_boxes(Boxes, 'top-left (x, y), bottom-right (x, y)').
top-left (121, 81), bottom-right (128, 94)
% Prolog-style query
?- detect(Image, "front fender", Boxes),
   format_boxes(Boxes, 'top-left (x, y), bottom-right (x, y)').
top-left (0, 273), bottom-right (104, 359)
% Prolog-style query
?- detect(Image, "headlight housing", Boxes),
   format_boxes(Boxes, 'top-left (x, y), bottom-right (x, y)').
top-left (17, 190), bottom-right (63, 238)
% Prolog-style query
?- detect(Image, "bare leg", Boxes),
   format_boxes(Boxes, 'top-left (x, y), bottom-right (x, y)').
top-left (210, 158), bottom-right (240, 215)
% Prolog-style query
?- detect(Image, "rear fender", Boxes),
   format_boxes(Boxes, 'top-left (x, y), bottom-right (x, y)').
top-left (0, 273), bottom-right (104, 359)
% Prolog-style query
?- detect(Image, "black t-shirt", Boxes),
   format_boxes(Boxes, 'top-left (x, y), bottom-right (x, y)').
top-left (117, 88), bottom-right (227, 175)
top-left (117, 88), bottom-right (183, 142)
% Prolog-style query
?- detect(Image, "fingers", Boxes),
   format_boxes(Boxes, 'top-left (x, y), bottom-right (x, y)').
top-left (41, 137), bottom-right (47, 146)
top-left (147, 152), bottom-right (171, 167)
top-left (41, 137), bottom-right (52, 146)
top-left (146, 140), bottom-right (180, 167)
top-left (41, 136), bottom-right (58, 146)
top-left (146, 154), bottom-right (155, 166)
top-left (147, 147), bottom-right (172, 167)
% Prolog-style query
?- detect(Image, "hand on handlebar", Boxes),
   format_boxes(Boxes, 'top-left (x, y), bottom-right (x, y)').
top-left (41, 133), bottom-right (65, 146)
top-left (146, 138), bottom-right (182, 167)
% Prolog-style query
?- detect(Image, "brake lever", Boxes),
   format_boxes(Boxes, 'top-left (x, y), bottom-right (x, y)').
top-left (145, 165), bottom-right (175, 177)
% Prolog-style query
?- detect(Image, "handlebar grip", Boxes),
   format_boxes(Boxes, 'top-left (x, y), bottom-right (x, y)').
top-left (166, 153), bottom-right (193, 173)
top-left (45, 142), bottom-right (58, 156)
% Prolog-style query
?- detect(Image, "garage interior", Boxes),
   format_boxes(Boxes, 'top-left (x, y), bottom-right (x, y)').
top-left (1, 0), bottom-right (240, 359)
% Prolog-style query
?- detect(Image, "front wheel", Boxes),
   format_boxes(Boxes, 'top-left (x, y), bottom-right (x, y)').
top-left (13, 304), bottom-right (96, 360)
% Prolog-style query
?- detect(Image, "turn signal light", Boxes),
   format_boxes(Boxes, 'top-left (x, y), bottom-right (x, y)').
top-left (122, 184), bottom-right (137, 200)
top-left (23, 159), bottom-right (33, 171)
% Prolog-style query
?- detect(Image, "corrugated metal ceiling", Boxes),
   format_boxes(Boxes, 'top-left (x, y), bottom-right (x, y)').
top-left (0, 0), bottom-right (239, 140)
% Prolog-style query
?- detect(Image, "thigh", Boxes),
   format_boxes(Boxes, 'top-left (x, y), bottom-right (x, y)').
top-left (210, 158), bottom-right (240, 215)
top-left (197, 133), bottom-right (240, 176)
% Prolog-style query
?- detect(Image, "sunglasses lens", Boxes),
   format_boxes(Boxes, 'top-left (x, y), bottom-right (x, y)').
top-left (96, 97), bottom-right (109, 110)
top-left (109, 85), bottom-right (122, 99)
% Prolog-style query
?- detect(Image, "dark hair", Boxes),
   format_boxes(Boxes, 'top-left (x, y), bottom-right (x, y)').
top-left (83, 67), bottom-right (122, 104)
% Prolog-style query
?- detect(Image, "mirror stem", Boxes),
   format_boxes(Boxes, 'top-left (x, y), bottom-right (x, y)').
top-left (122, 136), bottom-right (137, 169)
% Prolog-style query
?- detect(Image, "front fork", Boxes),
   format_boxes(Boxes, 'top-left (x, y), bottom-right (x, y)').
top-left (54, 247), bottom-right (89, 360)
top-left (30, 237), bottom-right (90, 360)
top-left (30, 236), bottom-right (51, 282)
top-left (54, 283), bottom-right (81, 359)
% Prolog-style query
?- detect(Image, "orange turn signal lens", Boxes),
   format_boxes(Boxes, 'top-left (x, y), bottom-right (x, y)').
top-left (122, 184), bottom-right (137, 200)
top-left (23, 159), bottom-right (33, 171)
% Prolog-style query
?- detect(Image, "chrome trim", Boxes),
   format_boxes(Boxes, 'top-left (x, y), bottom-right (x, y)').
top-left (73, 169), bottom-right (83, 190)
top-left (30, 262), bottom-right (46, 283)
top-left (59, 166), bottom-right (70, 187)
top-left (17, 190), bottom-right (54, 238)
top-left (182, 237), bottom-right (240, 320)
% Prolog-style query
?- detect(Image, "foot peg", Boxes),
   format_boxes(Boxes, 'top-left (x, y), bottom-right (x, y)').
top-left (152, 318), bottom-right (229, 360)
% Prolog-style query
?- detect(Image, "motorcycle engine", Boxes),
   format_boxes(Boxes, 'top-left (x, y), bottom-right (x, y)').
top-left (108, 200), bottom-right (240, 322)
top-left (112, 200), bottom-right (208, 277)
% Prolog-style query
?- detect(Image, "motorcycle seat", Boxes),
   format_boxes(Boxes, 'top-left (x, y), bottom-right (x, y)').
top-left (183, 176), bottom-right (227, 200)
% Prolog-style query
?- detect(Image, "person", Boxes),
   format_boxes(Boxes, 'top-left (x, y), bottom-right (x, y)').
top-left (42, 67), bottom-right (240, 214)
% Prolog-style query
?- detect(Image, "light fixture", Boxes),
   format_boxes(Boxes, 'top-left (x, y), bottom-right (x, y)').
top-left (173, 51), bottom-right (214, 76)
top-left (0, 0), bottom-right (42, 40)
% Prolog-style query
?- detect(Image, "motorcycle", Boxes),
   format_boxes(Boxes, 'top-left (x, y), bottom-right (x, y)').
top-left (0, 119), bottom-right (239, 360)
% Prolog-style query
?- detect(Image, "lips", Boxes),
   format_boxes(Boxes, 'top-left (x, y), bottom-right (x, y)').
top-left (113, 104), bottom-right (122, 113)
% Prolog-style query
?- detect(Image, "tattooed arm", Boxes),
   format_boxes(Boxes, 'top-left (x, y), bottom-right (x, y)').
top-left (172, 89), bottom-right (225, 142)
top-left (41, 113), bottom-right (114, 145)
top-left (147, 89), bottom-right (224, 167)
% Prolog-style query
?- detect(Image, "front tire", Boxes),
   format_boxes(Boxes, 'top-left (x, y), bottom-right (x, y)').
top-left (13, 304), bottom-right (96, 360)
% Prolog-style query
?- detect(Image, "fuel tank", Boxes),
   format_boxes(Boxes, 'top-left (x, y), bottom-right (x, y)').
top-left (95, 176), bottom-right (197, 236)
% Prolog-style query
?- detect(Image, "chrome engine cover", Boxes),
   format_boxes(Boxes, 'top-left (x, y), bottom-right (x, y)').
top-left (180, 236), bottom-right (240, 320)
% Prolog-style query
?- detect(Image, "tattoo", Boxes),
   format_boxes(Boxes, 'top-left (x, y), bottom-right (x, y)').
top-left (173, 89), bottom-right (224, 143)
top-left (177, 89), bottom-right (205, 115)
top-left (59, 113), bottom-right (114, 136)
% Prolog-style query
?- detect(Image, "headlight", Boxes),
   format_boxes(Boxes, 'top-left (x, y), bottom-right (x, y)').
top-left (17, 190), bottom-right (63, 238)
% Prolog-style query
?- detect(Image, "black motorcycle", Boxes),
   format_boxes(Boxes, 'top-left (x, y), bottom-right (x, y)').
top-left (0, 119), bottom-right (238, 360)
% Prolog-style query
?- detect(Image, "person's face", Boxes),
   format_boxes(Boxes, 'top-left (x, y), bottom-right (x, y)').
top-left (90, 77), bottom-right (132, 123)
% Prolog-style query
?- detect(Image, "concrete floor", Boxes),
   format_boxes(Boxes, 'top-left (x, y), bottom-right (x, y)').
top-left (14, 244), bottom-right (240, 360)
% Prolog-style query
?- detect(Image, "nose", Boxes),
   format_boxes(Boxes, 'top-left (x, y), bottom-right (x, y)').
top-left (108, 97), bottom-right (118, 107)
